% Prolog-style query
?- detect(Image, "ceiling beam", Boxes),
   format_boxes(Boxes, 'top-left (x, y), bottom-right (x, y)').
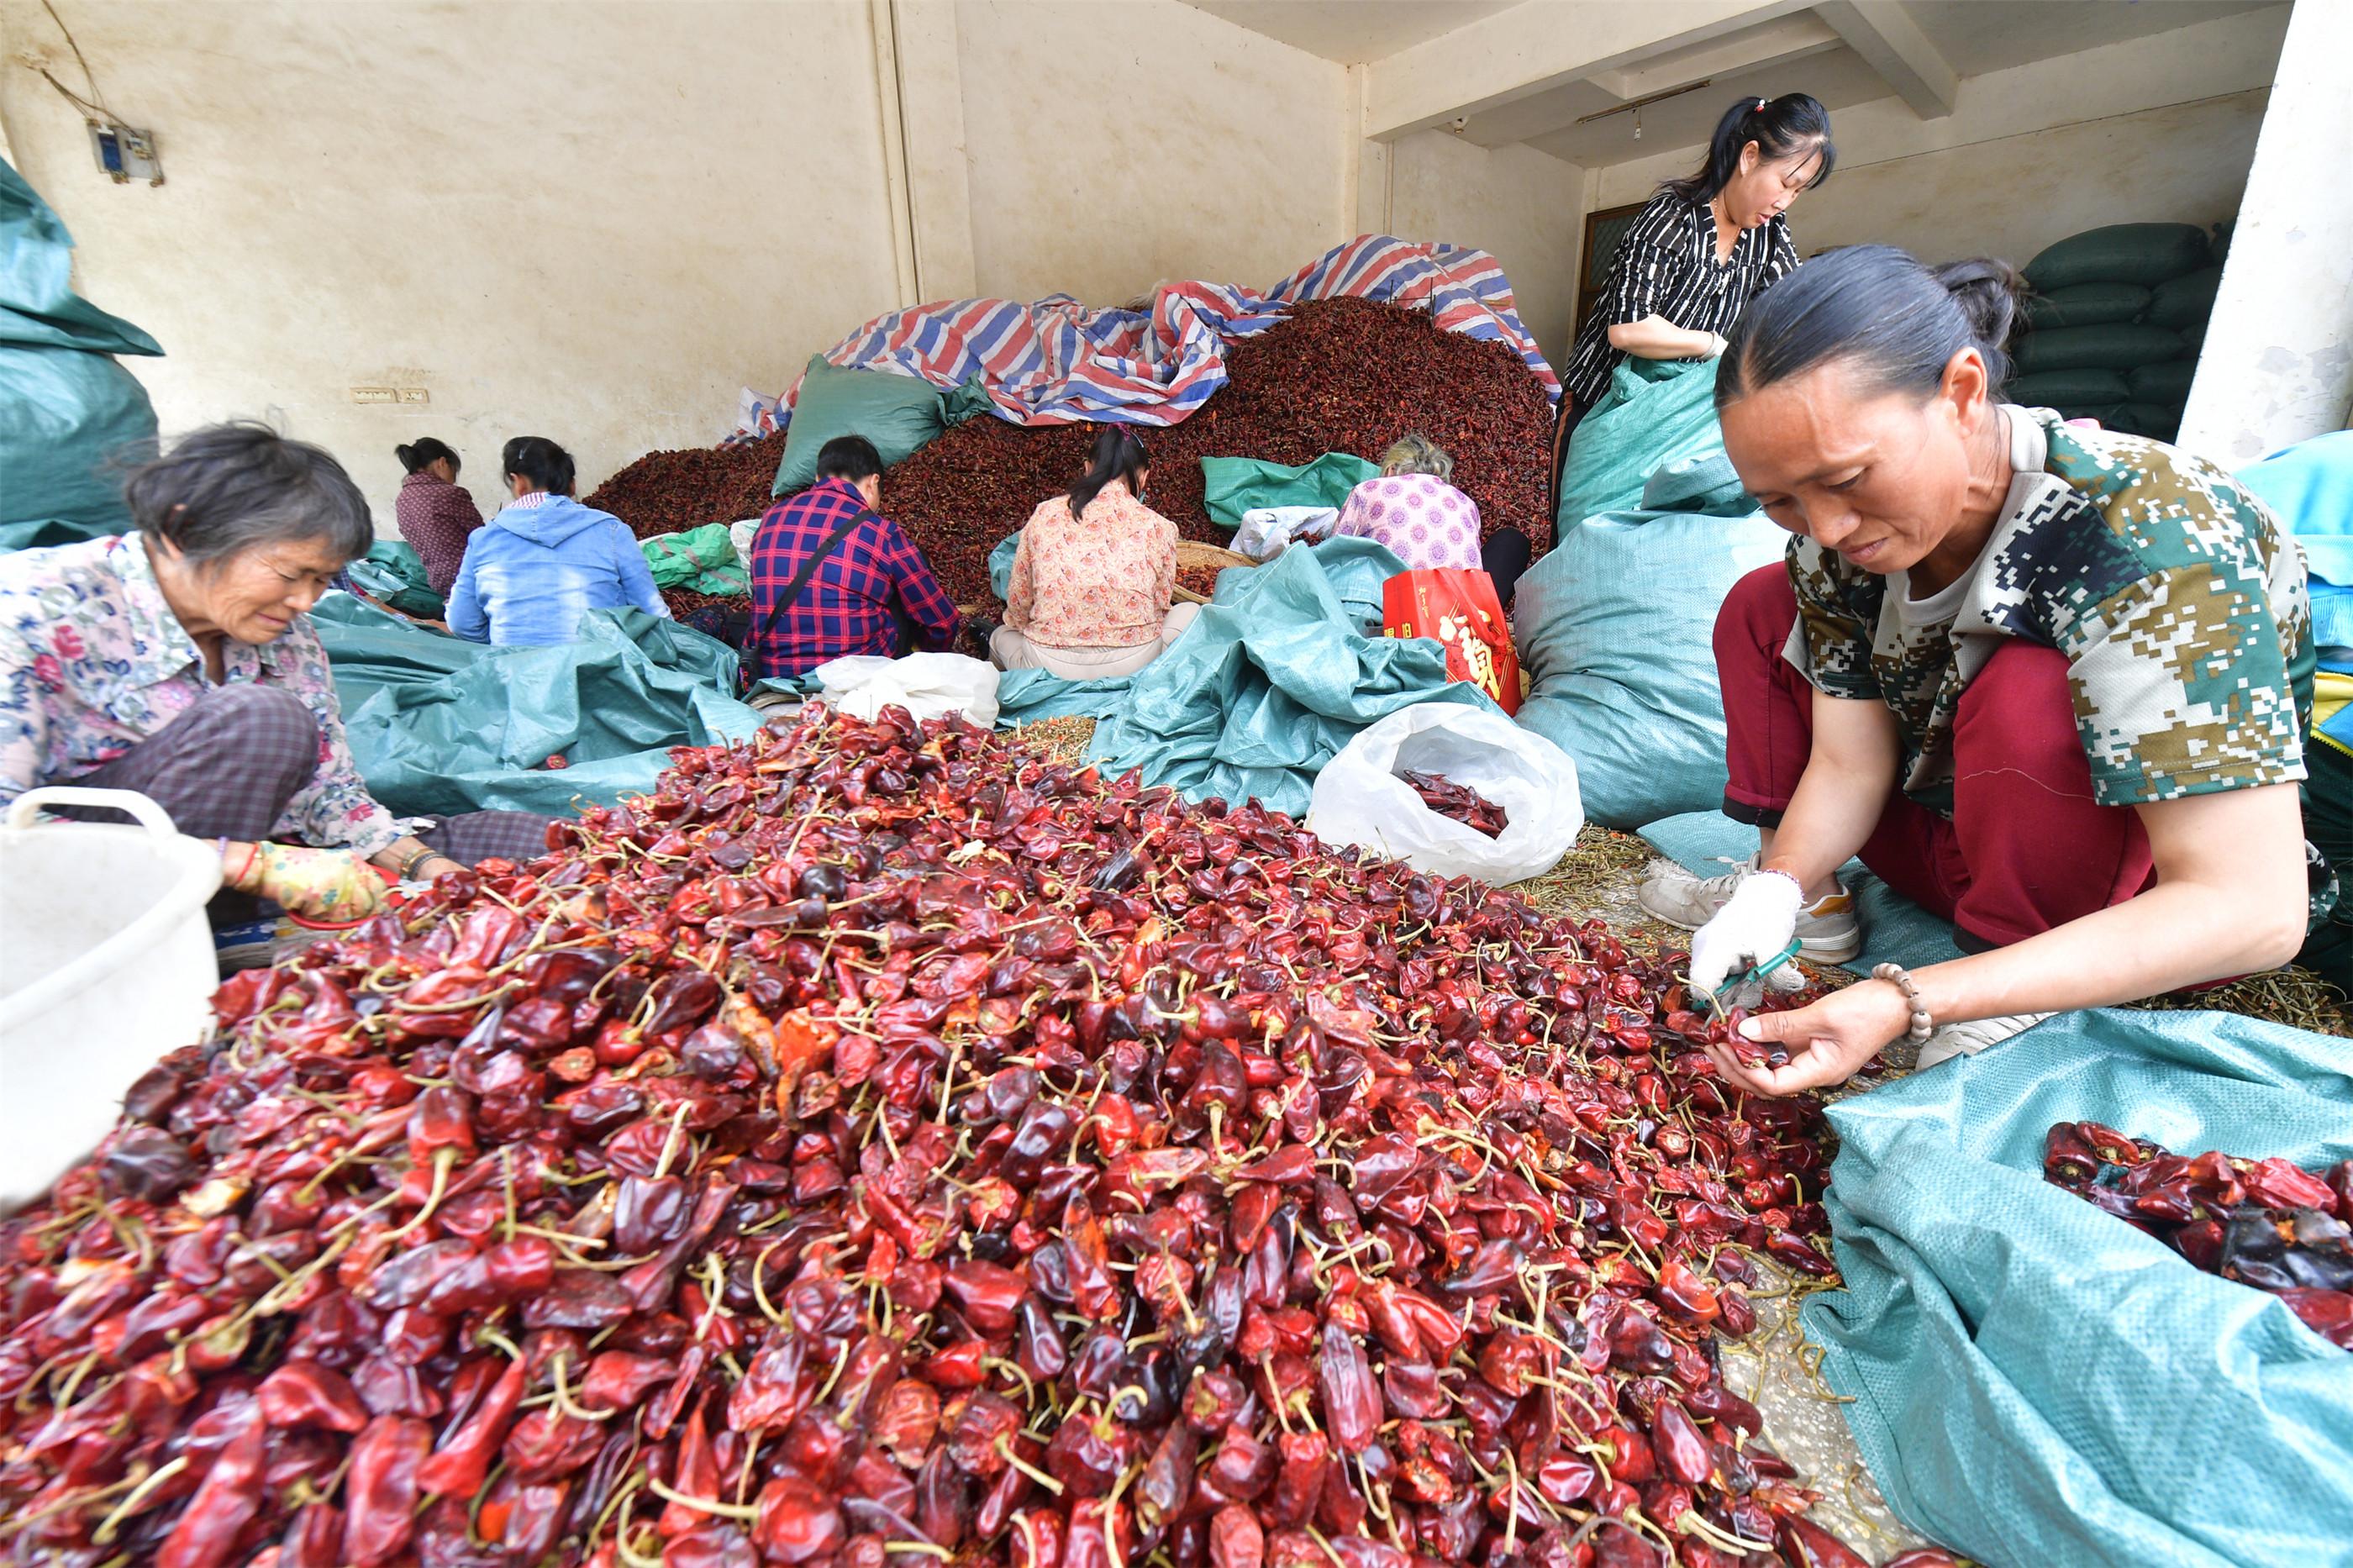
top-left (1813, 0), bottom-right (1956, 118)
top-left (1362, 0), bottom-right (1810, 141)
top-left (1590, 13), bottom-right (1843, 102)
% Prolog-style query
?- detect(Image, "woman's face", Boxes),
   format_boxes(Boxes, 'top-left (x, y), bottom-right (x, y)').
top-left (1719, 141), bottom-right (1824, 229)
top-left (1719, 354), bottom-right (1995, 575)
top-left (157, 534), bottom-right (348, 645)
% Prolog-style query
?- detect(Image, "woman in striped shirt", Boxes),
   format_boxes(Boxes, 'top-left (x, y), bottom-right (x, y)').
top-left (1554, 94), bottom-right (1835, 487)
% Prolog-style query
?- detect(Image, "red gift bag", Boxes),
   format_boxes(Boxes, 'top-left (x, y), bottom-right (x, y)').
top-left (1382, 569), bottom-right (1521, 715)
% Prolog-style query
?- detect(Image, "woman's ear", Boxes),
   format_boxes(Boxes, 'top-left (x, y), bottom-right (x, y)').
top-left (1739, 139), bottom-right (1761, 175)
top-left (1940, 346), bottom-right (1995, 431)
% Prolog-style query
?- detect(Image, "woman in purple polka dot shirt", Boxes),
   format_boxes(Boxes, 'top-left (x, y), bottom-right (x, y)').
top-left (1334, 435), bottom-right (1533, 602)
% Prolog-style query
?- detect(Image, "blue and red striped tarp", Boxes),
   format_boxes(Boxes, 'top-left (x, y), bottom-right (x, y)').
top-left (731, 236), bottom-right (1556, 442)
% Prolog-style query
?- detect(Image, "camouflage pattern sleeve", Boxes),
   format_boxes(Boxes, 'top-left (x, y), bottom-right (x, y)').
top-left (1781, 537), bottom-right (1882, 702)
top-left (2037, 419), bottom-right (2311, 806)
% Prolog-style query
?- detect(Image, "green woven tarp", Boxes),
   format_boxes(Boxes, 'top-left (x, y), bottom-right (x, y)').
top-left (642, 523), bottom-right (746, 594)
top-left (0, 159), bottom-right (161, 554)
top-left (2127, 359), bottom-right (2198, 405)
top-left (312, 594), bottom-right (759, 817)
top-left (1198, 452), bottom-right (1377, 529)
top-left (345, 539), bottom-right (445, 618)
top-left (993, 538), bottom-right (1492, 814)
top-left (1557, 355), bottom-right (1725, 527)
top-left (1521, 453), bottom-right (1787, 829)
top-left (1803, 1013), bottom-right (2353, 1568)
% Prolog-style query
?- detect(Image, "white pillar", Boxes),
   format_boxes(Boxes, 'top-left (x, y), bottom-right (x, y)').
top-left (2178, 0), bottom-right (2353, 463)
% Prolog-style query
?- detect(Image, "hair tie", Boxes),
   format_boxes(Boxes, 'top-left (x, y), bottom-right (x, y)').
top-left (1756, 97), bottom-right (1768, 112)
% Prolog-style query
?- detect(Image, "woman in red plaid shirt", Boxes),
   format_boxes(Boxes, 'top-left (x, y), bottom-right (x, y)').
top-left (745, 436), bottom-right (962, 682)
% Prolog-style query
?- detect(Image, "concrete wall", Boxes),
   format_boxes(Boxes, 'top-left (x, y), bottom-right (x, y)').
top-left (1792, 90), bottom-right (2266, 268)
top-left (1385, 129), bottom-right (1587, 366)
top-left (1593, 7), bottom-right (2288, 271)
top-left (0, 0), bottom-right (907, 517)
top-left (955, 0), bottom-right (1350, 307)
top-left (0, 0), bottom-right (1356, 524)
top-left (2181, 0), bottom-right (2353, 461)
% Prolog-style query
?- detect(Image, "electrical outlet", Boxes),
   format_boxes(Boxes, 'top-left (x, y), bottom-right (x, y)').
top-left (397, 388), bottom-right (429, 405)
top-left (350, 387), bottom-right (396, 404)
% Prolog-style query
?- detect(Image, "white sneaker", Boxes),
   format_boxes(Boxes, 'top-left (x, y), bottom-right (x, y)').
top-left (1637, 855), bottom-right (1864, 964)
top-left (1914, 1011), bottom-right (2054, 1069)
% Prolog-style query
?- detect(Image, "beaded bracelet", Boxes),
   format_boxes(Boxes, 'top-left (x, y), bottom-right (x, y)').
top-left (1871, 962), bottom-right (1935, 1042)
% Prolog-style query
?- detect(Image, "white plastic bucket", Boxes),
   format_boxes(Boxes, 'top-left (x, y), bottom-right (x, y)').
top-left (0, 788), bottom-right (223, 1212)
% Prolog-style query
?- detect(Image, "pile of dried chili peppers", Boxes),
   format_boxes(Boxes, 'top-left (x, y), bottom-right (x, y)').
top-left (2043, 1122), bottom-right (2353, 1348)
top-left (0, 708), bottom-right (1908, 1568)
top-left (1400, 772), bottom-right (1508, 839)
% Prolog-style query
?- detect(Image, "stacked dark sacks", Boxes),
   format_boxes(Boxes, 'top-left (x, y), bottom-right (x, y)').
top-left (2008, 222), bottom-right (2227, 442)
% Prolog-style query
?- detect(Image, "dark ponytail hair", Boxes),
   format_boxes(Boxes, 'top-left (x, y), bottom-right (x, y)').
top-left (1067, 428), bottom-right (1150, 520)
top-left (1663, 93), bottom-right (1834, 205)
top-left (1717, 245), bottom-right (2025, 408)
top-left (501, 435), bottom-right (576, 497)
top-left (395, 437), bottom-right (460, 476)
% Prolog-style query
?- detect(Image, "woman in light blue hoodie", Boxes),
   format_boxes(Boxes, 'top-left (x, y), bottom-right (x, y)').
top-left (445, 437), bottom-right (670, 646)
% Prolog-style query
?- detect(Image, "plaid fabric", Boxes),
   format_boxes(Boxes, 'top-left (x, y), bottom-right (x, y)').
top-left (68, 683), bottom-right (324, 839)
top-left (747, 479), bottom-right (961, 681)
top-left (393, 473), bottom-right (486, 597)
top-left (421, 810), bottom-right (555, 865)
top-left (728, 235), bottom-right (1556, 442)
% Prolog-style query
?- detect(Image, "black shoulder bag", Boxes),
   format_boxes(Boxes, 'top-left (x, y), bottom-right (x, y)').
top-left (740, 507), bottom-right (884, 692)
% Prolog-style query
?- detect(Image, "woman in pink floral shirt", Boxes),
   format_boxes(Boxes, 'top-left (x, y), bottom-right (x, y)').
top-left (992, 429), bottom-right (1199, 679)
top-left (0, 424), bottom-right (549, 921)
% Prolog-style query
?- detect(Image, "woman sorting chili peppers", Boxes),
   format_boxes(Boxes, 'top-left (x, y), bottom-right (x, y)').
top-left (0, 422), bottom-right (552, 921)
top-left (1552, 93), bottom-right (1834, 495)
top-left (1641, 245), bottom-right (2322, 1093)
top-left (991, 427), bottom-right (1200, 679)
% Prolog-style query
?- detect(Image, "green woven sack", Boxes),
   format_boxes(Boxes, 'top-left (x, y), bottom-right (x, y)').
top-left (2127, 359), bottom-right (2198, 405)
top-left (2108, 402), bottom-right (2182, 439)
top-left (2023, 282), bottom-right (2149, 331)
top-left (2013, 324), bottom-right (2185, 375)
top-left (2005, 369), bottom-right (2129, 408)
top-left (772, 356), bottom-right (946, 496)
top-left (2147, 266), bottom-right (2222, 329)
top-left (2024, 224), bottom-right (2210, 291)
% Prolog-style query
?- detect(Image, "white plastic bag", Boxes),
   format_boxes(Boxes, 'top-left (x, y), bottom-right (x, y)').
top-left (813, 653), bottom-right (1001, 726)
top-left (1306, 702), bottom-right (1582, 883)
top-left (1234, 506), bottom-right (1339, 561)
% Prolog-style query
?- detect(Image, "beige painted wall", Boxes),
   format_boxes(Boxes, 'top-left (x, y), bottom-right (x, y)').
top-left (1794, 91), bottom-right (2268, 266)
top-left (955, 0), bottom-right (1350, 306)
top-left (1592, 7), bottom-right (2287, 271)
top-left (1386, 129), bottom-right (1587, 367)
top-left (0, 0), bottom-right (908, 521)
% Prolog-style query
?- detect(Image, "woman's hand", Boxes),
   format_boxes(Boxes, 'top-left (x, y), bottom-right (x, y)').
top-left (224, 841), bottom-right (386, 922)
top-left (1702, 980), bottom-right (1912, 1097)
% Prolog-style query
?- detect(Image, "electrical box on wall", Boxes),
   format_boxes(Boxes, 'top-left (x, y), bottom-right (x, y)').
top-left (89, 124), bottom-right (163, 186)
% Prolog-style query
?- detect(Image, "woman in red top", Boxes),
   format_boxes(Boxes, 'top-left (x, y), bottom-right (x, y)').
top-left (392, 437), bottom-right (485, 597)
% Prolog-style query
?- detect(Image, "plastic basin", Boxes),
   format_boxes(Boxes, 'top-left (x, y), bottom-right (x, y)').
top-left (0, 787), bottom-right (222, 1211)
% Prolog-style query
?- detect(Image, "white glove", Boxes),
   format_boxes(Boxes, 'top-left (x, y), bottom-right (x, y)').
top-left (1690, 869), bottom-right (1804, 996)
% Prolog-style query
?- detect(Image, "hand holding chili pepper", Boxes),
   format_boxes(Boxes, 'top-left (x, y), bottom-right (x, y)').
top-left (1701, 981), bottom-right (1913, 1097)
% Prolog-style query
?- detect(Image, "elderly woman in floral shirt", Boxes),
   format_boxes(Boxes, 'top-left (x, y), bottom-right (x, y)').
top-left (0, 423), bottom-right (549, 920)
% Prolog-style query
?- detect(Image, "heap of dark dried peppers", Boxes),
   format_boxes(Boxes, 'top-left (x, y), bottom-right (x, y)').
top-left (1399, 772), bottom-right (1508, 840)
top-left (2043, 1121), bottom-right (2353, 1348)
top-left (0, 708), bottom-right (1923, 1568)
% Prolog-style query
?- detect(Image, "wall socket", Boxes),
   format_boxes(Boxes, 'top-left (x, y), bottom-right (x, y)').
top-left (398, 388), bottom-right (429, 405)
top-left (351, 387), bottom-right (430, 404)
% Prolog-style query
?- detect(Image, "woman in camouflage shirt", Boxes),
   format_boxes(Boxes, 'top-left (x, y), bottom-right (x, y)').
top-left (1639, 245), bottom-right (2316, 1095)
